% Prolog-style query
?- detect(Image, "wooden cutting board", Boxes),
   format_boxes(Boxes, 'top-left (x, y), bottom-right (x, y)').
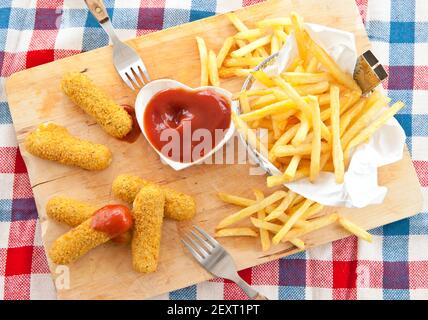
top-left (6, 0), bottom-right (422, 300)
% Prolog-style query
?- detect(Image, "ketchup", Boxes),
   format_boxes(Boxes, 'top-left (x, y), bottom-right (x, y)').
top-left (121, 105), bottom-right (141, 143)
top-left (143, 88), bottom-right (231, 163)
top-left (90, 205), bottom-right (133, 238)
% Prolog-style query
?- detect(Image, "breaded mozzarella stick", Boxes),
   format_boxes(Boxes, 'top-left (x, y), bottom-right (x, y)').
top-left (46, 196), bottom-right (132, 244)
top-left (112, 174), bottom-right (196, 221)
top-left (61, 72), bottom-right (132, 138)
top-left (25, 123), bottom-right (112, 170)
top-left (132, 185), bottom-right (165, 273)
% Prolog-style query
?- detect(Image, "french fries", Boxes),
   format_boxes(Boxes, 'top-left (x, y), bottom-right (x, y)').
top-left (196, 12), bottom-right (292, 83)
top-left (217, 190), bottom-right (372, 251)
top-left (216, 36), bottom-right (234, 68)
top-left (213, 12), bottom-right (406, 187)
top-left (208, 50), bottom-right (220, 87)
top-left (309, 96), bottom-right (321, 182)
top-left (217, 190), bottom-right (287, 229)
top-left (338, 217), bottom-right (373, 243)
top-left (198, 13), bottom-right (402, 253)
top-left (215, 228), bottom-right (258, 238)
top-left (195, 37), bottom-right (208, 86)
top-left (254, 190), bottom-right (271, 251)
top-left (330, 85), bottom-right (345, 183)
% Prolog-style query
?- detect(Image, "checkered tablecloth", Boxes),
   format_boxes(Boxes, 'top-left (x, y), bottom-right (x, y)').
top-left (0, 0), bottom-right (427, 300)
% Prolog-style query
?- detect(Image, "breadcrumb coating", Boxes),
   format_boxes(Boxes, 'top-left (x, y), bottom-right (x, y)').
top-left (61, 72), bottom-right (132, 138)
top-left (112, 174), bottom-right (196, 221)
top-left (25, 123), bottom-right (112, 170)
top-left (46, 196), bottom-right (96, 227)
top-left (46, 196), bottom-right (132, 244)
top-left (132, 185), bottom-right (165, 273)
top-left (49, 219), bottom-right (112, 265)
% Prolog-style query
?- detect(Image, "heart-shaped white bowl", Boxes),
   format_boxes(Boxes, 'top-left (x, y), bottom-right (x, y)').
top-left (135, 79), bottom-right (236, 171)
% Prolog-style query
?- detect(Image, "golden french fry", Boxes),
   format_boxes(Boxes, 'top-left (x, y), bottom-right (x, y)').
top-left (309, 96), bottom-right (321, 182)
top-left (330, 85), bottom-right (345, 183)
top-left (252, 70), bottom-right (276, 87)
top-left (215, 228), bottom-right (258, 238)
top-left (217, 36), bottom-right (235, 68)
top-left (265, 191), bottom-right (297, 221)
top-left (283, 155), bottom-right (302, 179)
top-left (291, 114), bottom-right (310, 146)
top-left (344, 101), bottom-right (405, 164)
top-left (208, 50), bottom-right (220, 87)
top-left (282, 72), bottom-right (331, 84)
top-left (290, 12), bottom-right (307, 61)
top-left (226, 12), bottom-right (248, 32)
top-left (239, 92), bottom-right (251, 114)
top-left (232, 112), bottom-right (269, 158)
top-left (219, 68), bottom-right (251, 78)
top-left (274, 142), bottom-right (330, 157)
top-left (224, 57), bottom-right (264, 68)
top-left (307, 36), bottom-right (361, 93)
top-left (318, 92), bottom-right (331, 106)
top-left (235, 28), bottom-right (264, 40)
top-left (341, 96), bottom-right (390, 148)
top-left (269, 124), bottom-right (300, 162)
top-left (251, 94), bottom-right (280, 109)
top-left (218, 192), bottom-right (256, 207)
top-left (281, 213), bottom-right (339, 242)
top-left (293, 81), bottom-right (329, 96)
top-left (217, 191), bottom-right (287, 229)
top-left (272, 199), bottom-right (313, 244)
top-left (233, 89), bottom-right (273, 100)
top-left (196, 36), bottom-right (208, 86)
top-left (250, 217), bottom-right (282, 233)
top-left (271, 33), bottom-right (280, 54)
top-left (231, 35), bottom-right (272, 58)
top-left (257, 17), bottom-right (291, 28)
top-left (320, 90), bottom-right (358, 121)
top-left (286, 58), bottom-right (304, 72)
top-left (306, 57), bottom-right (318, 73)
top-left (240, 99), bottom-right (296, 122)
top-left (300, 203), bottom-right (324, 220)
top-left (254, 190), bottom-right (271, 251)
top-left (266, 167), bottom-right (310, 187)
top-left (275, 28), bottom-right (288, 43)
top-left (338, 217), bottom-right (372, 243)
top-left (289, 238), bottom-right (305, 250)
top-left (340, 98), bottom-right (366, 136)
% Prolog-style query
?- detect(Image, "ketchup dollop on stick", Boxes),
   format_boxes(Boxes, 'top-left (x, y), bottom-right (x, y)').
top-left (90, 205), bottom-right (133, 238)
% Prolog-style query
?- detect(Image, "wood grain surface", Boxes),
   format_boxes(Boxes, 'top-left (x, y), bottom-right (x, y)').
top-left (5, 0), bottom-right (422, 300)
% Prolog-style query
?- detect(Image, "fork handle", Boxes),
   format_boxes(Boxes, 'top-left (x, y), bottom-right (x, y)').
top-left (84, 0), bottom-right (109, 24)
top-left (234, 276), bottom-right (269, 300)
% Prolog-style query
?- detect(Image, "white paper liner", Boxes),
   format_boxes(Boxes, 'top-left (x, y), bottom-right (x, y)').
top-left (254, 23), bottom-right (405, 208)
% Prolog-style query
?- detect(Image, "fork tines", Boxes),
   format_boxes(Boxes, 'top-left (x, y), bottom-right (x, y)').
top-left (119, 61), bottom-right (150, 91)
top-left (181, 225), bottom-right (219, 263)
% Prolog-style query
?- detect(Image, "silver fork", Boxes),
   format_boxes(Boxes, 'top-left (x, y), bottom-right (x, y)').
top-left (84, 0), bottom-right (150, 90)
top-left (182, 225), bottom-right (268, 300)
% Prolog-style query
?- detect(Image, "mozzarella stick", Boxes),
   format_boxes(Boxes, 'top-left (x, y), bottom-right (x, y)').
top-left (112, 174), bottom-right (196, 221)
top-left (46, 196), bottom-right (132, 244)
top-left (132, 185), bottom-right (165, 273)
top-left (49, 204), bottom-right (133, 264)
top-left (61, 72), bottom-right (132, 138)
top-left (49, 220), bottom-right (111, 265)
top-left (25, 123), bottom-right (112, 170)
top-left (46, 196), bottom-right (96, 227)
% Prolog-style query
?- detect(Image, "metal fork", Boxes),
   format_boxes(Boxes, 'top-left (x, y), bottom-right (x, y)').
top-left (182, 225), bottom-right (268, 300)
top-left (84, 0), bottom-right (150, 90)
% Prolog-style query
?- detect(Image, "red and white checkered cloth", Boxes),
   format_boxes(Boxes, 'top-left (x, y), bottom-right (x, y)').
top-left (1, 0), bottom-right (427, 300)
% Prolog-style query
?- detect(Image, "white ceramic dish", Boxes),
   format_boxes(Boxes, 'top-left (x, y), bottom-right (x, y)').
top-left (135, 79), bottom-right (236, 170)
